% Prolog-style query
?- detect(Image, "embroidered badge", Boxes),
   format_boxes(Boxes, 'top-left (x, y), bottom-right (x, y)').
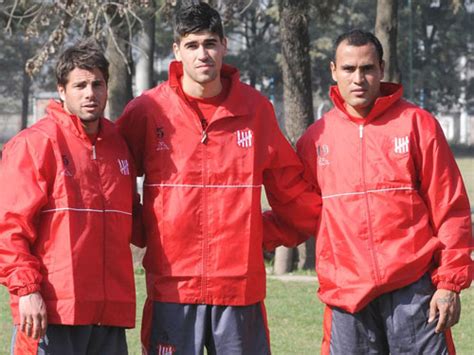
top-left (156, 343), bottom-right (176, 355)
top-left (156, 127), bottom-right (170, 151)
top-left (317, 144), bottom-right (330, 166)
top-left (394, 136), bottom-right (409, 154)
top-left (117, 159), bottom-right (130, 175)
top-left (236, 129), bottom-right (253, 148)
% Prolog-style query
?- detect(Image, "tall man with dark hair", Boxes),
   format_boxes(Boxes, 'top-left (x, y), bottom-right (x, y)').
top-left (0, 39), bottom-right (141, 354)
top-left (277, 29), bottom-right (472, 354)
top-left (117, 2), bottom-right (318, 354)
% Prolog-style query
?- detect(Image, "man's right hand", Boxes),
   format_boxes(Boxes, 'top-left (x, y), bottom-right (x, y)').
top-left (18, 292), bottom-right (47, 339)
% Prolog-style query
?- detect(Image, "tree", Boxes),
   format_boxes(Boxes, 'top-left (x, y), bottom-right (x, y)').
top-left (225, 1), bottom-right (280, 90)
top-left (0, 1), bottom-right (155, 122)
top-left (273, 0), bottom-right (314, 275)
top-left (135, 0), bottom-right (156, 95)
top-left (375, 0), bottom-right (400, 82)
top-left (0, 32), bottom-right (32, 129)
top-left (105, 4), bottom-right (134, 120)
top-left (269, 0), bottom-right (342, 274)
top-left (398, 0), bottom-right (471, 112)
top-left (0, 1), bottom-right (62, 133)
top-left (278, 0), bottom-right (314, 144)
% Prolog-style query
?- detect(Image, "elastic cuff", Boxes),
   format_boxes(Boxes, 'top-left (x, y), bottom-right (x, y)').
top-left (16, 284), bottom-right (41, 297)
top-left (436, 281), bottom-right (462, 293)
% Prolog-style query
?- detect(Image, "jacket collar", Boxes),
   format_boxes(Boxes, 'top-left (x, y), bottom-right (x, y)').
top-left (45, 99), bottom-right (109, 140)
top-left (330, 82), bottom-right (403, 124)
top-left (168, 61), bottom-right (249, 119)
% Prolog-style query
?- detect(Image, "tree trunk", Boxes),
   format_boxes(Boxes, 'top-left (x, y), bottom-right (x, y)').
top-left (297, 237), bottom-right (315, 270)
top-left (375, 0), bottom-right (400, 83)
top-left (274, 246), bottom-right (294, 275)
top-left (21, 67), bottom-right (31, 130)
top-left (135, 2), bottom-right (156, 95)
top-left (273, 0), bottom-right (314, 274)
top-left (278, 0), bottom-right (314, 144)
top-left (105, 7), bottom-right (133, 121)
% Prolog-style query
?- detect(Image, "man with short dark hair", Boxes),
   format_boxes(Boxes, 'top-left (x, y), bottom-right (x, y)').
top-left (117, 2), bottom-right (318, 354)
top-left (282, 29), bottom-right (472, 354)
top-left (0, 39), bottom-right (141, 354)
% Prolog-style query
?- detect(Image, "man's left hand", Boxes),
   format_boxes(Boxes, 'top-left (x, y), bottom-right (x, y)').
top-left (428, 289), bottom-right (461, 333)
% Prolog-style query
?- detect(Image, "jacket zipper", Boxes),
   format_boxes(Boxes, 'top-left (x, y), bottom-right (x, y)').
top-left (200, 118), bottom-right (209, 303)
top-left (201, 119), bottom-right (208, 144)
top-left (176, 93), bottom-right (223, 303)
top-left (176, 94), bottom-right (211, 303)
top-left (359, 125), bottom-right (381, 284)
top-left (91, 141), bottom-right (107, 322)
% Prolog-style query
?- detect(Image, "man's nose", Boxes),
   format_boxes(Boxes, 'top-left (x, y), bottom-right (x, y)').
top-left (353, 69), bottom-right (365, 83)
top-left (197, 45), bottom-right (209, 60)
top-left (84, 84), bottom-right (95, 97)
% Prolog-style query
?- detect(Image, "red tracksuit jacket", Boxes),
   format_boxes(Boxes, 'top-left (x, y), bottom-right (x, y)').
top-left (296, 83), bottom-right (472, 313)
top-left (0, 100), bottom-right (137, 327)
top-left (117, 61), bottom-right (319, 305)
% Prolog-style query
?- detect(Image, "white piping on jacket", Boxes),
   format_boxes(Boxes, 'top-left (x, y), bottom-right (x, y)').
top-left (41, 207), bottom-right (132, 216)
top-left (322, 186), bottom-right (415, 200)
top-left (144, 183), bottom-right (262, 189)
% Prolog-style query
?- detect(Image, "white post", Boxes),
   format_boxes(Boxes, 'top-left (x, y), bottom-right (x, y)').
top-left (459, 56), bottom-right (468, 145)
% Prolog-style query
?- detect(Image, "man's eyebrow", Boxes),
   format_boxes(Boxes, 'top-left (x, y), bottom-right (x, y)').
top-left (340, 64), bottom-right (376, 70)
top-left (358, 64), bottom-right (377, 71)
top-left (183, 38), bottom-right (218, 46)
top-left (72, 80), bottom-right (87, 85)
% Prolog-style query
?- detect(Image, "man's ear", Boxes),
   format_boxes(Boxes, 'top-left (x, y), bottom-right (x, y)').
top-left (330, 61), bottom-right (337, 82)
top-left (222, 37), bottom-right (228, 55)
top-left (57, 85), bottom-right (66, 102)
top-left (173, 42), bottom-right (181, 61)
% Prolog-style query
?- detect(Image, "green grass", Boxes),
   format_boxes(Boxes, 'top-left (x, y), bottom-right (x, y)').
top-left (1, 275), bottom-right (473, 354)
top-left (0, 282), bottom-right (11, 353)
top-left (266, 279), bottom-right (322, 353)
top-left (456, 156), bottom-right (474, 205)
top-left (125, 269), bottom-right (147, 354)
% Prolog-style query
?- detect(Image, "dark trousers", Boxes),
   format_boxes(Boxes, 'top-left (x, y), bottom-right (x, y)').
top-left (11, 324), bottom-right (128, 355)
top-left (322, 273), bottom-right (455, 355)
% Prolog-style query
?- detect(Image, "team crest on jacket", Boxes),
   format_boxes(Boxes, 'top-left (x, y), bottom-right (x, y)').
top-left (156, 127), bottom-right (170, 151)
top-left (236, 129), bottom-right (253, 148)
top-left (317, 144), bottom-right (330, 166)
top-left (394, 136), bottom-right (409, 154)
top-left (118, 159), bottom-right (130, 175)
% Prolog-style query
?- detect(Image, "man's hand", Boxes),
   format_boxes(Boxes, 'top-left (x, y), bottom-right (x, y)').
top-left (428, 289), bottom-right (461, 333)
top-left (18, 292), bottom-right (47, 339)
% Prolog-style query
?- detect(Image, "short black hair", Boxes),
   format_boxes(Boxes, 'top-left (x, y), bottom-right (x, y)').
top-left (333, 30), bottom-right (384, 65)
top-left (56, 38), bottom-right (109, 86)
top-left (173, 2), bottom-right (224, 43)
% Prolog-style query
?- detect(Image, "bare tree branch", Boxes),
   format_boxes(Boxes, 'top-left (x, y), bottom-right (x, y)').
top-left (238, 0), bottom-right (254, 15)
top-left (4, 0), bottom-right (19, 34)
top-left (25, 0), bottom-right (74, 76)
